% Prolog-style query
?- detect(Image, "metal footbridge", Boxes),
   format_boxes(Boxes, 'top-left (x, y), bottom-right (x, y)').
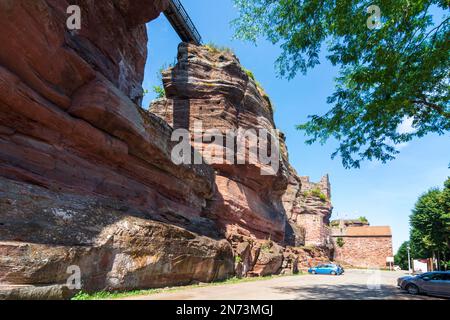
top-left (164, 0), bottom-right (202, 45)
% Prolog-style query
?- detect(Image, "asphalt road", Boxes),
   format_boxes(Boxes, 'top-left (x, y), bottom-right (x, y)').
top-left (122, 269), bottom-right (443, 300)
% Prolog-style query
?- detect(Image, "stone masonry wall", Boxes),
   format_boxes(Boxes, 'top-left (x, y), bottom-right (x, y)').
top-left (332, 236), bottom-right (393, 268)
top-left (300, 175), bottom-right (331, 199)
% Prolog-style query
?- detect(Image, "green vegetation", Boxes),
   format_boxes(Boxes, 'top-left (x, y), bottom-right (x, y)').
top-left (204, 42), bottom-right (235, 55)
top-left (303, 188), bottom-right (328, 202)
top-left (330, 220), bottom-right (340, 227)
top-left (242, 67), bottom-right (255, 81)
top-left (241, 66), bottom-right (275, 113)
top-left (242, 66), bottom-right (266, 94)
top-left (358, 216), bottom-right (369, 224)
top-left (152, 85), bottom-right (165, 99)
top-left (260, 239), bottom-right (274, 253)
top-left (336, 237), bottom-right (345, 248)
top-left (395, 177), bottom-right (450, 270)
top-left (232, 0), bottom-right (450, 168)
top-left (234, 255), bottom-right (242, 263)
top-left (409, 177), bottom-right (450, 270)
top-left (147, 63), bottom-right (176, 101)
top-left (394, 241), bottom-right (410, 270)
top-left (72, 273), bottom-right (304, 300)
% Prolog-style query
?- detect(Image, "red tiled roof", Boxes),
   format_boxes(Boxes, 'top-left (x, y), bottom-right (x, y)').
top-left (344, 226), bottom-right (392, 237)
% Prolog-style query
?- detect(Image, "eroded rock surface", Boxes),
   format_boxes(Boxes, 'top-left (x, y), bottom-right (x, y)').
top-left (151, 44), bottom-right (289, 243)
top-left (150, 44), bottom-right (332, 277)
top-left (0, 0), bottom-right (233, 297)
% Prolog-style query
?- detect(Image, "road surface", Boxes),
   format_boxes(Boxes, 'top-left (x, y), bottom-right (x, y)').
top-left (121, 269), bottom-right (443, 300)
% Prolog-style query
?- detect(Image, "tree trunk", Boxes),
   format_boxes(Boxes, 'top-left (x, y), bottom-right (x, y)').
top-left (437, 250), bottom-right (441, 271)
top-left (432, 251), bottom-right (436, 271)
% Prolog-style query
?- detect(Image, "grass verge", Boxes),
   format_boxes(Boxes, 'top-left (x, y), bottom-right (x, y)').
top-left (72, 273), bottom-right (304, 300)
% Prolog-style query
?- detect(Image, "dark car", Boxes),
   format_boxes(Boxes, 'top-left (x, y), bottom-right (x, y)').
top-left (398, 271), bottom-right (450, 298)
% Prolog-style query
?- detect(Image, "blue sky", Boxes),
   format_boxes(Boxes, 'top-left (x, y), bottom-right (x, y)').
top-left (143, 0), bottom-right (450, 253)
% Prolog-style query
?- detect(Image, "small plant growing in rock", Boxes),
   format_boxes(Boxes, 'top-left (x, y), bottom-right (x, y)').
top-left (204, 42), bottom-right (234, 55)
top-left (311, 188), bottom-right (327, 201)
top-left (261, 238), bottom-right (274, 253)
top-left (242, 66), bottom-right (266, 95)
top-left (242, 67), bottom-right (255, 81)
top-left (330, 220), bottom-right (340, 227)
top-left (336, 237), bottom-right (345, 248)
top-left (358, 216), bottom-right (368, 223)
top-left (150, 62), bottom-right (176, 101)
top-left (152, 85), bottom-right (165, 99)
top-left (234, 255), bottom-right (242, 264)
top-left (303, 188), bottom-right (327, 202)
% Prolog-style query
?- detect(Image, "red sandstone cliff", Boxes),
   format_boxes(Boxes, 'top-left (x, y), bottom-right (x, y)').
top-left (0, 0), bottom-right (233, 298)
top-left (151, 44), bottom-right (289, 243)
top-left (151, 44), bottom-right (331, 277)
top-left (0, 1), bottom-right (332, 298)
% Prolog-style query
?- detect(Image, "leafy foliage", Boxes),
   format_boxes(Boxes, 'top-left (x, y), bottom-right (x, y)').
top-left (232, 0), bottom-right (450, 168)
top-left (394, 241), bottom-right (410, 270)
top-left (336, 237), bottom-right (345, 248)
top-left (358, 216), bottom-right (369, 223)
top-left (149, 63), bottom-right (175, 101)
top-left (409, 177), bottom-right (450, 269)
top-left (152, 85), bottom-right (165, 99)
top-left (304, 187), bottom-right (328, 202)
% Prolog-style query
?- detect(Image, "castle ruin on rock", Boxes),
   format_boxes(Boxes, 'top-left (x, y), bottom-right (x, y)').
top-left (0, 0), bottom-right (333, 299)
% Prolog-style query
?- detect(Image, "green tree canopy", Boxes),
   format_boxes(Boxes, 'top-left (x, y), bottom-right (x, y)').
top-left (409, 177), bottom-right (450, 268)
top-left (232, 0), bottom-right (450, 168)
top-left (395, 241), bottom-right (410, 270)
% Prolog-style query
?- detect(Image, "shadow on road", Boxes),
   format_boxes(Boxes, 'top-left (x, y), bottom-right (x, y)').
top-left (272, 284), bottom-right (438, 300)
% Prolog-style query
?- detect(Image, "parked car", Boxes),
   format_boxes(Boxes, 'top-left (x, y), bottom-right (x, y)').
top-left (308, 263), bottom-right (344, 275)
top-left (397, 271), bottom-right (450, 298)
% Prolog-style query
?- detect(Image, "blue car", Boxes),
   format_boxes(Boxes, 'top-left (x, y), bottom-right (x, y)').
top-left (308, 263), bottom-right (344, 275)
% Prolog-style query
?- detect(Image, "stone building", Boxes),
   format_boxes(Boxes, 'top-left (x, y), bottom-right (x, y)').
top-left (283, 173), bottom-right (333, 248)
top-left (297, 175), bottom-right (332, 246)
top-left (331, 220), bottom-right (393, 268)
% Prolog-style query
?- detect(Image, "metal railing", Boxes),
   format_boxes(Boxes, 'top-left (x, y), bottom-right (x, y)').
top-left (165, 0), bottom-right (202, 45)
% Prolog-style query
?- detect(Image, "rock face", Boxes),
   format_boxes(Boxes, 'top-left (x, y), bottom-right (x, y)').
top-left (1, 1), bottom-right (334, 298)
top-left (0, 0), bottom-right (234, 297)
top-left (150, 43), bottom-right (332, 277)
top-left (151, 44), bottom-right (289, 243)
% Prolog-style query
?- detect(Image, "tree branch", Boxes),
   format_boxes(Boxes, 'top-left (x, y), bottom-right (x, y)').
top-left (412, 99), bottom-right (450, 119)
